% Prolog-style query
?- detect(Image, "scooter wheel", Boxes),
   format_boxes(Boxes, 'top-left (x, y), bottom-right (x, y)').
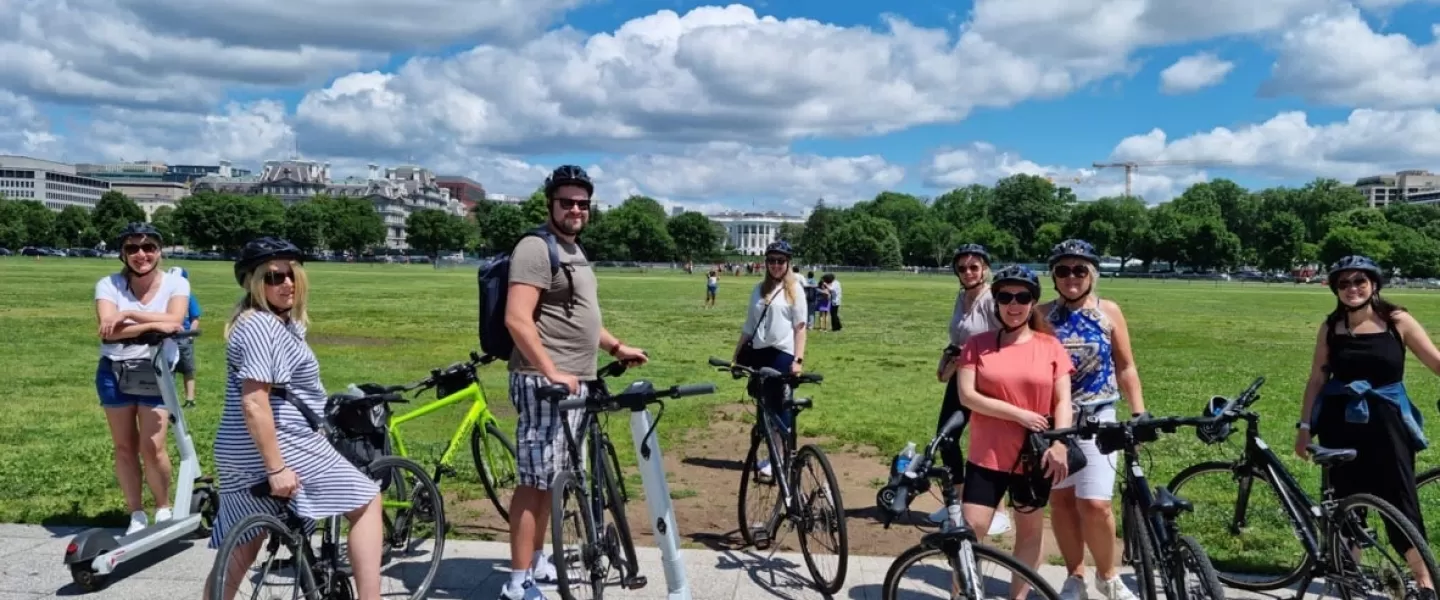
top-left (70, 564), bottom-right (107, 592)
top-left (192, 488), bottom-right (219, 540)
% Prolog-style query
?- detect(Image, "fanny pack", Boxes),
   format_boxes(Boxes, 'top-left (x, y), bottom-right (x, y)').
top-left (112, 358), bottom-right (161, 397)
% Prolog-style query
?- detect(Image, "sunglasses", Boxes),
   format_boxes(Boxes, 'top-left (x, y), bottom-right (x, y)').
top-left (555, 198), bottom-right (591, 211)
top-left (765, 257), bottom-right (788, 265)
top-left (123, 243), bottom-right (158, 255)
top-left (1053, 264), bottom-right (1090, 279)
top-left (955, 264), bottom-right (983, 273)
top-left (263, 271), bottom-right (295, 286)
top-left (1335, 276), bottom-right (1369, 290)
top-left (994, 290), bottom-right (1034, 305)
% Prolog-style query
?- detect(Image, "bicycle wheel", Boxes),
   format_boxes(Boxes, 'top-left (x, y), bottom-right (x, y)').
top-left (1168, 461), bottom-right (1312, 591)
top-left (368, 455), bottom-right (447, 600)
top-left (1123, 500), bottom-right (1159, 600)
top-left (602, 436), bottom-right (628, 503)
top-left (598, 439), bottom-right (639, 580)
top-left (1414, 467), bottom-right (1440, 555)
top-left (794, 444), bottom-right (848, 594)
top-left (470, 420), bottom-right (519, 522)
top-left (1332, 492), bottom-right (1440, 600)
top-left (209, 513), bottom-right (315, 600)
top-left (552, 470), bottom-right (604, 600)
top-left (1172, 535), bottom-right (1226, 600)
top-left (882, 541), bottom-right (1061, 600)
top-left (737, 425), bottom-right (784, 549)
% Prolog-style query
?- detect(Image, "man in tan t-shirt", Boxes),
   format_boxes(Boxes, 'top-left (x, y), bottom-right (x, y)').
top-left (499, 165), bottom-right (648, 600)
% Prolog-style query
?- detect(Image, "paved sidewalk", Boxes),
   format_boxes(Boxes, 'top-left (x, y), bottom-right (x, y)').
top-left (0, 523), bottom-right (1309, 600)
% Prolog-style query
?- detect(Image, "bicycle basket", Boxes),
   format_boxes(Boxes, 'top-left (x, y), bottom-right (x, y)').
top-left (434, 364), bottom-right (476, 399)
top-left (324, 396), bottom-right (394, 489)
top-left (1194, 395), bottom-right (1233, 444)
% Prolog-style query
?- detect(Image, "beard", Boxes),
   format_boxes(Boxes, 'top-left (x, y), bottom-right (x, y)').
top-left (552, 214), bottom-right (586, 236)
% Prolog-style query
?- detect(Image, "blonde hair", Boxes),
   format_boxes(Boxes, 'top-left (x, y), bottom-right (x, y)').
top-left (761, 270), bottom-right (799, 306)
top-left (224, 259), bottom-right (310, 340)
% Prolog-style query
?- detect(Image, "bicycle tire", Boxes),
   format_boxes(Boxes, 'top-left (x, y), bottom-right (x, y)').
top-left (1167, 460), bottom-right (1312, 591)
top-left (552, 470), bottom-right (604, 600)
top-left (598, 439), bottom-right (640, 581)
top-left (1333, 492), bottom-right (1440, 598)
top-left (881, 541), bottom-right (1061, 600)
top-left (794, 444), bottom-right (848, 594)
top-left (368, 455), bottom-right (447, 600)
top-left (602, 435), bottom-right (628, 503)
top-left (1414, 467), bottom-right (1440, 550)
top-left (470, 420), bottom-right (518, 522)
top-left (1173, 535), bottom-right (1226, 600)
top-left (209, 513), bottom-right (313, 600)
top-left (1123, 499), bottom-right (1159, 600)
top-left (737, 425), bottom-right (784, 549)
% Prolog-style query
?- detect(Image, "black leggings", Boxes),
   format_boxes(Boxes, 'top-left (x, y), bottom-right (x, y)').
top-left (1318, 397), bottom-right (1426, 556)
top-left (938, 376), bottom-right (970, 486)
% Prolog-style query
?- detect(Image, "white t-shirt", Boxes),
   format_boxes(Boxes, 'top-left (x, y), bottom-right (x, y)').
top-left (742, 279), bottom-right (807, 355)
top-left (829, 280), bottom-right (842, 305)
top-left (95, 271), bottom-right (192, 360)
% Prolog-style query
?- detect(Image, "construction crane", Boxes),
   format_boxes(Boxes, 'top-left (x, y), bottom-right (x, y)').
top-left (1091, 160), bottom-right (1229, 197)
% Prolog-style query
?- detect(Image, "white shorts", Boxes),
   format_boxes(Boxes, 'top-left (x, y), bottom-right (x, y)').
top-left (1053, 405), bottom-right (1120, 500)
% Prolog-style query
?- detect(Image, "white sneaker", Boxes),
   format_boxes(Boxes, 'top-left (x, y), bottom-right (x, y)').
top-left (987, 509), bottom-right (1012, 536)
top-left (1060, 576), bottom-right (1085, 600)
top-left (154, 507), bottom-right (173, 523)
top-left (499, 579), bottom-right (546, 600)
top-left (757, 460), bottom-right (773, 478)
top-left (1099, 576), bottom-right (1139, 600)
top-left (125, 510), bottom-right (148, 536)
top-left (531, 554), bottom-right (558, 585)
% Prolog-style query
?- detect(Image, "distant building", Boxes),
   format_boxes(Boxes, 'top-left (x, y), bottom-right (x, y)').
top-left (193, 159), bottom-right (466, 249)
top-left (484, 192), bottom-right (527, 205)
top-left (1353, 170), bottom-right (1440, 207)
top-left (77, 160), bottom-right (251, 185)
top-left (0, 155), bottom-right (111, 211)
top-left (709, 210), bottom-right (805, 255)
top-left (435, 176), bottom-right (486, 216)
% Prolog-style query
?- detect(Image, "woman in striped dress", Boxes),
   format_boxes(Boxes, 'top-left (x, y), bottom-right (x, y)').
top-left (204, 237), bottom-right (384, 600)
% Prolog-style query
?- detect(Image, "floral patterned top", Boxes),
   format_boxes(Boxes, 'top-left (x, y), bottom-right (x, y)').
top-left (1047, 297), bottom-right (1120, 407)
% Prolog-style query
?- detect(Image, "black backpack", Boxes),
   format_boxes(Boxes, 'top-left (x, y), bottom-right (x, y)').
top-left (477, 227), bottom-right (581, 360)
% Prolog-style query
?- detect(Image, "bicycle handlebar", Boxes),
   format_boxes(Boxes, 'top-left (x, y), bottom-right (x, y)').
top-left (332, 389), bottom-right (409, 407)
top-left (707, 357), bottom-right (823, 385)
top-left (102, 328), bottom-right (201, 346)
top-left (552, 381), bottom-right (718, 412)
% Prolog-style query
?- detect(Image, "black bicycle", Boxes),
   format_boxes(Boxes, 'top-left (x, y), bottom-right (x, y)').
top-left (537, 360), bottom-right (717, 600)
top-left (876, 411), bottom-right (1061, 600)
top-left (1168, 377), bottom-right (1440, 599)
top-left (208, 391), bottom-right (446, 600)
top-left (708, 357), bottom-right (848, 595)
top-left (1041, 405), bottom-right (1229, 600)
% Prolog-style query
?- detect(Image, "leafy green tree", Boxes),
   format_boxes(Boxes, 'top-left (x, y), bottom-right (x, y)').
top-left (475, 202), bottom-right (529, 254)
top-left (91, 191), bottom-right (146, 245)
top-left (406, 208), bottom-right (472, 263)
top-left (828, 213), bottom-right (902, 268)
top-left (988, 174), bottom-right (1071, 246)
top-left (326, 197), bottom-right (386, 256)
top-left (53, 205), bottom-right (92, 248)
top-left (666, 211), bottom-right (720, 261)
top-left (284, 198), bottom-right (331, 254)
top-left (150, 206), bottom-right (183, 247)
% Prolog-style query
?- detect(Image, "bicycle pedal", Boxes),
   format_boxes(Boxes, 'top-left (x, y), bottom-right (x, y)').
top-left (438, 465), bottom-right (458, 477)
top-left (623, 575), bottom-right (648, 590)
top-left (751, 529), bottom-right (772, 551)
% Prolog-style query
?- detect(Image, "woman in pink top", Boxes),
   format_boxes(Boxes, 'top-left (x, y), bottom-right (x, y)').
top-left (957, 265), bottom-right (1076, 594)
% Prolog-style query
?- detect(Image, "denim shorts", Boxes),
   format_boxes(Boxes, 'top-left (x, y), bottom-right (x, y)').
top-left (96, 357), bottom-right (165, 408)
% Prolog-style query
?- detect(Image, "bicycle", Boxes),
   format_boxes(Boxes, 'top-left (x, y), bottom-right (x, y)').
top-left (536, 359), bottom-right (717, 600)
top-left (208, 390), bottom-right (447, 600)
top-left (1168, 377), bottom-right (1440, 599)
top-left (708, 357), bottom-right (848, 595)
top-left (876, 410), bottom-right (1061, 600)
top-left (361, 350), bottom-right (520, 521)
top-left (1039, 405), bottom-right (1228, 600)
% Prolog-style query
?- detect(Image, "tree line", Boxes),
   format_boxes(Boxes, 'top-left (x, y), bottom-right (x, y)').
top-left (4, 175), bottom-right (1435, 276)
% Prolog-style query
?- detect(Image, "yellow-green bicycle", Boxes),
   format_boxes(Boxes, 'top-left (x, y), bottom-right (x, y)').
top-left (367, 351), bottom-right (520, 521)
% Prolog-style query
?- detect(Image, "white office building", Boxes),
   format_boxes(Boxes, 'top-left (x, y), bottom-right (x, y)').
top-left (709, 210), bottom-right (805, 255)
top-left (0, 155), bottom-right (111, 211)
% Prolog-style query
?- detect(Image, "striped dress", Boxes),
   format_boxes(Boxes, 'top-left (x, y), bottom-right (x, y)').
top-left (209, 311), bottom-right (379, 548)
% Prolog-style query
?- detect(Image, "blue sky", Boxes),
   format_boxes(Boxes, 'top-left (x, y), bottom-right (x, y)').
top-left (5, 0), bottom-right (1440, 214)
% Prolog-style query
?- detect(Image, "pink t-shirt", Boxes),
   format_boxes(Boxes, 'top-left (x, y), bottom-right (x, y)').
top-left (960, 331), bottom-right (1075, 473)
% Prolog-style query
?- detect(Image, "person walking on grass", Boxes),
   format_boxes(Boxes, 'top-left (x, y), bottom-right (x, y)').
top-left (705, 269), bottom-right (718, 308)
top-left (1039, 239), bottom-right (1144, 600)
top-left (730, 240), bottom-right (808, 480)
top-left (172, 267), bottom-right (201, 407)
top-left (94, 222), bottom-right (189, 536)
top-left (928, 244), bottom-right (1011, 535)
top-left (956, 265), bottom-right (1074, 600)
top-left (502, 165), bottom-right (649, 600)
top-left (1296, 255), bottom-right (1440, 592)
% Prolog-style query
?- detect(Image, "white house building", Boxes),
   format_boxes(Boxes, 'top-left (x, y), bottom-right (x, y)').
top-left (709, 210), bottom-right (805, 255)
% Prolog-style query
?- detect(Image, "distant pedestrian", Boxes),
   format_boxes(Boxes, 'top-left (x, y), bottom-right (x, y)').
top-left (172, 267), bottom-right (202, 407)
top-left (824, 273), bottom-right (842, 331)
top-left (705, 270), bottom-right (718, 308)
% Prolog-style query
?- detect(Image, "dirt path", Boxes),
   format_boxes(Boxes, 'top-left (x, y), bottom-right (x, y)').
top-left (446, 402), bottom-right (1121, 565)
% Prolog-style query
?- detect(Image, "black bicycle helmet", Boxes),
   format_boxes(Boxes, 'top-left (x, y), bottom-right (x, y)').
top-left (1327, 255), bottom-right (1383, 290)
top-left (1047, 238), bottom-right (1100, 267)
top-left (543, 165), bottom-right (594, 197)
top-left (114, 222), bottom-right (162, 249)
top-left (765, 240), bottom-right (795, 257)
top-left (991, 265), bottom-right (1040, 298)
top-left (952, 243), bottom-right (991, 265)
top-left (234, 236), bottom-right (305, 286)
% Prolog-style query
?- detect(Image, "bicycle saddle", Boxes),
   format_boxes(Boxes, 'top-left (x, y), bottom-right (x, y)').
top-left (1306, 444), bottom-right (1358, 466)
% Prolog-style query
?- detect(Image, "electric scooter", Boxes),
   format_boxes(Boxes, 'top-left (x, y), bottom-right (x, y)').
top-left (63, 328), bottom-right (218, 592)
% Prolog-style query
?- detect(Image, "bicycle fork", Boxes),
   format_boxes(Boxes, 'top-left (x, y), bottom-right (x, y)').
top-left (949, 539), bottom-right (984, 600)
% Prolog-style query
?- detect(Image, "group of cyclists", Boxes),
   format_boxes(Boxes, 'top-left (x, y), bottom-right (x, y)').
top-left (85, 162), bottom-right (1440, 600)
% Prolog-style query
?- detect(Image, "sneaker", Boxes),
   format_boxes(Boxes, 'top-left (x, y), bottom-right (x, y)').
top-left (154, 507), bottom-right (173, 523)
top-left (531, 554), bottom-right (558, 585)
top-left (987, 509), bottom-right (1012, 536)
top-left (125, 510), bottom-right (148, 535)
top-left (1099, 576), bottom-right (1139, 600)
top-left (1060, 576), bottom-right (1085, 600)
top-left (499, 579), bottom-right (546, 600)
top-left (757, 460), bottom-right (773, 479)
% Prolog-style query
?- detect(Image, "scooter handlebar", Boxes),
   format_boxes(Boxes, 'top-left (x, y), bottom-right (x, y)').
top-left (102, 328), bottom-right (201, 346)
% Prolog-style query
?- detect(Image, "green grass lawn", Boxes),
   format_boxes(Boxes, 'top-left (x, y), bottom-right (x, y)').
top-left (5, 256), bottom-right (1440, 572)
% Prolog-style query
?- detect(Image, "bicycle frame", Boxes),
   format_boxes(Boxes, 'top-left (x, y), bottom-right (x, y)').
top-left (752, 396), bottom-right (801, 514)
top-left (1224, 413), bottom-right (1328, 564)
top-left (558, 379), bottom-right (643, 581)
top-left (387, 381), bottom-right (499, 474)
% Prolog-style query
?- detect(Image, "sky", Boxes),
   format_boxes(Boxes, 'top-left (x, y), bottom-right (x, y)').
top-left (5, 0), bottom-right (1440, 215)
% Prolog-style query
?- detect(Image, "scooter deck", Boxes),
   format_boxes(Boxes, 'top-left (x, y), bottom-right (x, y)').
top-left (93, 514), bottom-right (204, 575)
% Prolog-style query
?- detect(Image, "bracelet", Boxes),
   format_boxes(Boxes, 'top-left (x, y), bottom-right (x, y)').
top-left (268, 466), bottom-right (287, 476)
top-left (609, 341), bottom-right (623, 356)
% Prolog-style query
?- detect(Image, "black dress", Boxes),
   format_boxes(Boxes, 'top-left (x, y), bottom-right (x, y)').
top-left (1316, 322), bottom-right (1426, 553)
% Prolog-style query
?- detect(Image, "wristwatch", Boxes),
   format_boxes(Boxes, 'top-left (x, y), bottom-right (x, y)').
top-left (1295, 421), bottom-right (1311, 431)
top-left (795, 358), bottom-right (804, 365)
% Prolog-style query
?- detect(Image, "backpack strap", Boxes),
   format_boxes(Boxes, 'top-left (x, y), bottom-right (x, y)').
top-left (522, 227), bottom-right (578, 307)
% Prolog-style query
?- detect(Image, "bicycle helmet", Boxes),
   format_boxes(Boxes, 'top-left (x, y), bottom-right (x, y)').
top-left (952, 243), bottom-right (991, 265)
top-left (1327, 255), bottom-right (1383, 291)
top-left (991, 265), bottom-right (1040, 298)
top-left (114, 221), bottom-right (162, 249)
top-left (765, 240), bottom-right (795, 257)
top-left (1047, 238), bottom-right (1100, 267)
top-left (543, 165), bottom-right (594, 198)
top-left (234, 236), bottom-right (305, 286)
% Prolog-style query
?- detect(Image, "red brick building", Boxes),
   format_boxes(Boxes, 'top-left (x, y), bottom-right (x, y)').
top-left (435, 175), bottom-right (486, 217)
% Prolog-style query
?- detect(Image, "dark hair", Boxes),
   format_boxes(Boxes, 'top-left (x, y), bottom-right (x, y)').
top-left (1325, 293), bottom-right (1406, 331)
top-left (821, 273), bottom-right (835, 284)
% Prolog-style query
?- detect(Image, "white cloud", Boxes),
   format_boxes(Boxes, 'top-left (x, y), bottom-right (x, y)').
top-left (923, 142), bottom-right (1208, 202)
top-left (0, 91), bottom-right (63, 159)
top-left (81, 101), bottom-right (296, 166)
top-left (1159, 53), bottom-right (1235, 93)
top-left (1262, 4), bottom-right (1440, 108)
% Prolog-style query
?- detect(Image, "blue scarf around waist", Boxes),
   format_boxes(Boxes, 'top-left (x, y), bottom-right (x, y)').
top-left (1309, 379), bottom-right (1427, 452)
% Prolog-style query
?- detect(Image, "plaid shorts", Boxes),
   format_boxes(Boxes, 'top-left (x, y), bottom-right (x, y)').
top-left (509, 372), bottom-right (588, 490)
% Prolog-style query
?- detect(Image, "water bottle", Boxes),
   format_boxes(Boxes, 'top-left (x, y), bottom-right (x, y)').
top-left (895, 442), bottom-right (917, 477)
